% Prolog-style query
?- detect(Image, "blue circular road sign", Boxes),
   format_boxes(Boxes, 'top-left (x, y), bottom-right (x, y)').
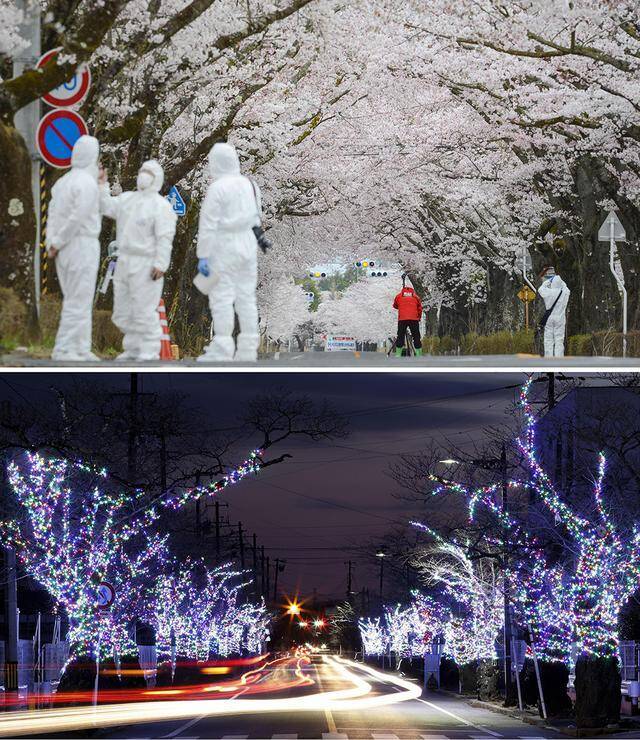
top-left (36, 109), bottom-right (89, 169)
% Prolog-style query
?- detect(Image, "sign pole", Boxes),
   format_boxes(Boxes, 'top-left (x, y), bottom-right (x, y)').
top-left (609, 214), bottom-right (628, 358)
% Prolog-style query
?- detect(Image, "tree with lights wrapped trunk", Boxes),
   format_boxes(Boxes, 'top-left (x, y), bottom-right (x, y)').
top-left (0, 448), bottom-right (263, 684)
top-left (420, 377), bottom-right (640, 727)
top-left (516, 379), bottom-right (632, 728)
top-left (411, 530), bottom-right (503, 701)
top-left (148, 560), bottom-right (269, 668)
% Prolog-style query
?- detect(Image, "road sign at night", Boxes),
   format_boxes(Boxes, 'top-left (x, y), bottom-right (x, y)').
top-left (96, 581), bottom-right (116, 609)
top-left (37, 48), bottom-right (92, 108)
top-left (36, 109), bottom-right (89, 168)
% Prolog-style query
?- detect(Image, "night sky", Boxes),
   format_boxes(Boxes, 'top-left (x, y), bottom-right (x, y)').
top-left (1, 372), bottom-right (548, 600)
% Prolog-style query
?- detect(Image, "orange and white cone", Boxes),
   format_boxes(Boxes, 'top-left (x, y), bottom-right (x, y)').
top-left (158, 299), bottom-right (173, 361)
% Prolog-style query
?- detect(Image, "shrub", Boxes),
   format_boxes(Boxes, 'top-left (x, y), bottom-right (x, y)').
top-left (0, 287), bottom-right (27, 345)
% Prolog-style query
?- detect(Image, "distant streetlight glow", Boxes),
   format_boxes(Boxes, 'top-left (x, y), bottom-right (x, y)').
top-left (375, 551), bottom-right (386, 558)
top-left (299, 621), bottom-right (308, 628)
top-left (284, 599), bottom-right (301, 616)
top-left (438, 459), bottom-right (459, 465)
top-left (313, 619), bottom-right (325, 628)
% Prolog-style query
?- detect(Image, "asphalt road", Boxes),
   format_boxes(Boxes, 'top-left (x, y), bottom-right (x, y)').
top-left (1, 655), bottom-right (559, 740)
top-left (2, 350), bottom-right (639, 369)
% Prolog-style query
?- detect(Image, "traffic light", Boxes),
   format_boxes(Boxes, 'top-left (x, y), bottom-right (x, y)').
top-left (309, 272), bottom-right (326, 279)
top-left (355, 260), bottom-right (375, 268)
top-left (370, 271), bottom-right (388, 277)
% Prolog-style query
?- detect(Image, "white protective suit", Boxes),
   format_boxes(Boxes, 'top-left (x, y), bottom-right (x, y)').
top-left (47, 135), bottom-right (101, 361)
top-left (196, 143), bottom-right (261, 362)
top-left (100, 160), bottom-right (177, 361)
top-left (539, 274), bottom-right (570, 357)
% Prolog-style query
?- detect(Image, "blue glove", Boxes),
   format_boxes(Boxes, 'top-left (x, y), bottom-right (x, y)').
top-left (198, 258), bottom-right (210, 277)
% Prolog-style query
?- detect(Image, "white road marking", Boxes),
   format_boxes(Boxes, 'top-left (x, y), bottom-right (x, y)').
top-left (161, 714), bottom-right (207, 738)
top-left (416, 698), bottom-right (502, 738)
top-left (272, 735), bottom-right (298, 738)
top-left (322, 733), bottom-right (349, 739)
top-left (371, 734), bottom-right (400, 739)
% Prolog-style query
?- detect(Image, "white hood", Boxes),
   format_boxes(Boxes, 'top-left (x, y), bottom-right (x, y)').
top-left (208, 142), bottom-right (241, 180)
top-left (71, 135), bottom-right (99, 177)
top-left (139, 159), bottom-right (165, 193)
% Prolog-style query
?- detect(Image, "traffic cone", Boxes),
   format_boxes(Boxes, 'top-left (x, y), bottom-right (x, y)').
top-left (158, 299), bottom-right (173, 361)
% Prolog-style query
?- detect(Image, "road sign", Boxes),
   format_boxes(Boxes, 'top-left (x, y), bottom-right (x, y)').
top-left (517, 285), bottom-right (536, 303)
top-left (96, 582), bottom-right (116, 609)
top-left (37, 48), bottom-right (91, 108)
top-left (166, 185), bottom-right (186, 216)
top-left (326, 335), bottom-right (356, 352)
top-left (598, 210), bottom-right (626, 242)
top-left (36, 109), bottom-right (88, 168)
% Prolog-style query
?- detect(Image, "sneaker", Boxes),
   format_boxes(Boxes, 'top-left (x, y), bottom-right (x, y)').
top-left (81, 352), bottom-right (101, 362)
top-left (395, 348), bottom-right (403, 357)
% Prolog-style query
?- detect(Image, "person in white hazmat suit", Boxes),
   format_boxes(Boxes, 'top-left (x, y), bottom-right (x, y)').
top-left (99, 160), bottom-right (177, 361)
top-left (196, 142), bottom-right (262, 362)
top-left (47, 135), bottom-right (102, 361)
top-left (538, 265), bottom-right (570, 357)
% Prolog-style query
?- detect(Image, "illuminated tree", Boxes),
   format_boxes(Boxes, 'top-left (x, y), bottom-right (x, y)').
top-left (358, 617), bottom-right (388, 656)
top-left (149, 561), bottom-right (268, 660)
top-left (0, 449), bottom-right (262, 660)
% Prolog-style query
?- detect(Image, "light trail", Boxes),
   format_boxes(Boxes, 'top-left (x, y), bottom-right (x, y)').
top-left (0, 656), bottom-right (421, 737)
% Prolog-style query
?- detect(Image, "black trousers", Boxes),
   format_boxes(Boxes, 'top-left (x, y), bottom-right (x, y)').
top-left (396, 320), bottom-right (421, 348)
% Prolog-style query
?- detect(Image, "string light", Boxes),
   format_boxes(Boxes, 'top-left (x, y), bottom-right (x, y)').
top-left (0, 449), bottom-right (264, 661)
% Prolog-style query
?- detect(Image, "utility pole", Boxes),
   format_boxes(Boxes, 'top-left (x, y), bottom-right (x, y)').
top-left (547, 372), bottom-right (555, 410)
top-left (379, 557), bottom-right (384, 599)
top-left (266, 556), bottom-right (271, 599)
top-left (238, 522), bottom-right (245, 569)
top-left (127, 373), bottom-right (138, 485)
top-left (2, 545), bottom-right (19, 701)
top-left (273, 558), bottom-right (281, 601)
top-left (159, 427), bottom-right (167, 495)
top-left (345, 560), bottom-right (352, 597)
top-left (501, 441), bottom-right (516, 706)
top-left (252, 534), bottom-right (257, 572)
top-left (215, 501), bottom-right (220, 558)
top-left (260, 546), bottom-right (265, 595)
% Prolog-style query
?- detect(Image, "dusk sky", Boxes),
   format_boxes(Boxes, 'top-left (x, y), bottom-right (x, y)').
top-left (1, 372), bottom-right (563, 599)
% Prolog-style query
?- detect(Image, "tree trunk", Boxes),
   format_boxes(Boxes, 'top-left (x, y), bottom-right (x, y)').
top-left (477, 658), bottom-right (500, 702)
top-left (574, 655), bottom-right (621, 729)
top-left (0, 122), bottom-right (38, 337)
top-left (521, 658), bottom-right (572, 717)
top-left (459, 661), bottom-right (478, 695)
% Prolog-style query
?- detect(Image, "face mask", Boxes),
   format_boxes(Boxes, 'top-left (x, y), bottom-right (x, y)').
top-left (137, 171), bottom-right (154, 191)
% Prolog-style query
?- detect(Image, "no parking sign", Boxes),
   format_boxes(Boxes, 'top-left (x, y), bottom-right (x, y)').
top-left (36, 48), bottom-right (91, 108)
top-left (36, 109), bottom-right (89, 169)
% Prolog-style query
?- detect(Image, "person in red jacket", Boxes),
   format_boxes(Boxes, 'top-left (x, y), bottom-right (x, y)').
top-left (392, 284), bottom-right (423, 357)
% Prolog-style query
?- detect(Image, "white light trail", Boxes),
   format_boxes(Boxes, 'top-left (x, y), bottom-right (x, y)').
top-left (0, 656), bottom-right (421, 737)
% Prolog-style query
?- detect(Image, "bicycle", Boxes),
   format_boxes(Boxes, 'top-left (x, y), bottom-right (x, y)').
top-left (387, 327), bottom-right (416, 357)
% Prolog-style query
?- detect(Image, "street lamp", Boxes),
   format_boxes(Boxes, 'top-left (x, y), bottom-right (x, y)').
top-left (437, 459), bottom-right (460, 466)
top-left (284, 598), bottom-right (301, 616)
top-left (376, 551), bottom-right (386, 599)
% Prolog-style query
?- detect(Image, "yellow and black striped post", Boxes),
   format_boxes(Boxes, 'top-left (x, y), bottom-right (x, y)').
top-left (4, 660), bottom-right (18, 691)
top-left (40, 161), bottom-right (48, 297)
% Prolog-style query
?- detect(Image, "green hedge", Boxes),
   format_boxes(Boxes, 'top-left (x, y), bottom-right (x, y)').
top-left (422, 330), bottom-right (536, 355)
top-left (423, 329), bottom-right (640, 357)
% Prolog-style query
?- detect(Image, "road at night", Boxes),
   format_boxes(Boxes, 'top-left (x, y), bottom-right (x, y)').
top-left (0, 655), bottom-right (558, 739)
